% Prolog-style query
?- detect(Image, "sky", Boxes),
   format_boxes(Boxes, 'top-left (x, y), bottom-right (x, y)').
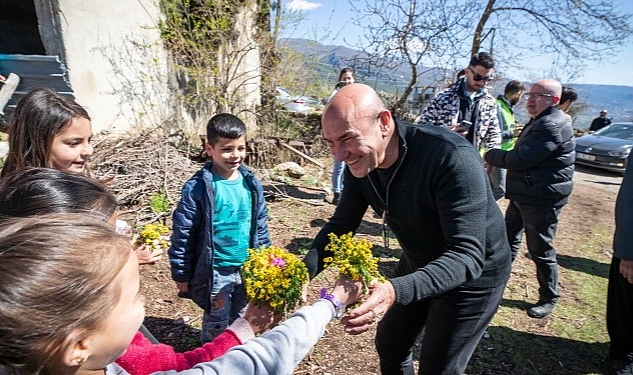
top-left (280, 0), bottom-right (633, 87)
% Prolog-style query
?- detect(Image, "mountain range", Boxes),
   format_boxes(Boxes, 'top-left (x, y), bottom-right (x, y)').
top-left (280, 38), bottom-right (633, 129)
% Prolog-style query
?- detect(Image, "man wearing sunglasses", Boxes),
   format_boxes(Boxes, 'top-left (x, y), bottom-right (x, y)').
top-left (485, 79), bottom-right (575, 319)
top-left (420, 51), bottom-right (501, 154)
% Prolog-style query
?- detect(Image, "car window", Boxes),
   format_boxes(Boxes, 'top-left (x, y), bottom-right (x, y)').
top-left (595, 124), bottom-right (633, 140)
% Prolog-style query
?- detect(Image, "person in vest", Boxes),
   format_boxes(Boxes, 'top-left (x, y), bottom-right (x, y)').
top-left (490, 80), bottom-right (525, 200)
top-left (558, 86), bottom-right (578, 114)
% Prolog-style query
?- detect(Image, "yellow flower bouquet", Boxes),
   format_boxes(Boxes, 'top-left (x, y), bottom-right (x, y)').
top-left (242, 245), bottom-right (309, 314)
top-left (324, 232), bottom-right (385, 291)
top-left (135, 223), bottom-right (171, 252)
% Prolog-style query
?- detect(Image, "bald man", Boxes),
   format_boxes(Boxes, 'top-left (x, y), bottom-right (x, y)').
top-left (485, 79), bottom-right (575, 319)
top-left (304, 84), bottom-right (511, 375)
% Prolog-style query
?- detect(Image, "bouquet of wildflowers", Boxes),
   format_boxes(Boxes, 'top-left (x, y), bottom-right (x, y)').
top-left (242, 245), bottom-right (309, 314)
top-left (324, 232), bottom-right (385, 291)
top-left (135, 223), bottom-right (171, 252)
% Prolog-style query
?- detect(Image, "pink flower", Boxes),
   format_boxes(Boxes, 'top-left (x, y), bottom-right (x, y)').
top-left (270, 257), bottom-right (286, 268)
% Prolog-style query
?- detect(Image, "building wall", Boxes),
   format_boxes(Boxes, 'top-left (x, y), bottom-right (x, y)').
top-left (31, 0), bottom-right (261, 135)
top-left (42, 0), bottom-right (175, 133)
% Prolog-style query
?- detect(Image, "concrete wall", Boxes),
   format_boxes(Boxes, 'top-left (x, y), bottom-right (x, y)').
top-left (34, 0), bottom-right (175, 134)
top-left (28, 0), bottom-right (262, 135)
top-left (228, 1), bottom-right (262, 133)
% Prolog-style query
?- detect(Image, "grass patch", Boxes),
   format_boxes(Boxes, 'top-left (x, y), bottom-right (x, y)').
top-left (465, 224), bottom-right (614, 374)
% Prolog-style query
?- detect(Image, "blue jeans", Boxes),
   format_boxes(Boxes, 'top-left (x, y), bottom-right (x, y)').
top-left (505, 200), bottom-right (562, 303)
top-left (200, 266), bottom-right (247, 343)
top-left (332, 157), bottom-right (345, 194)
top-left (375, 283), bottom-right (506, 375)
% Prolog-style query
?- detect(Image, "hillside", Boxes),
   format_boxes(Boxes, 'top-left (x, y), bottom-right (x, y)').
top-left (279, 38), bottom-right (633, 128)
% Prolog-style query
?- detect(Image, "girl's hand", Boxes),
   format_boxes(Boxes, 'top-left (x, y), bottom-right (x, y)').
top-left (134, 244), bottom-right (163, 264)
top-left (243, 302), bottom-right (282, 334)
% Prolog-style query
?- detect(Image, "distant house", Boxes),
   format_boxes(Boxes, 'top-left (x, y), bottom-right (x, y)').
top-left (0, 1), bottom-right (262, 134)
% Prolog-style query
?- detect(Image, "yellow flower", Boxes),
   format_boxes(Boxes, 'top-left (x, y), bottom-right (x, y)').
top-left (324, 232), bottom-right (385, 291)
top-left (242, 245), bottom-right (309, 314)
top-left (136, 223), bottom-right (171, 251)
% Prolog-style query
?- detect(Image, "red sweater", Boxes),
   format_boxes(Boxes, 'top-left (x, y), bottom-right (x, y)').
top-left (115, 330), bottom-right (242, 375)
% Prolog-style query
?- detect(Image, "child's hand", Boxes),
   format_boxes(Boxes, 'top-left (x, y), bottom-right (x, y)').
top-left (134, 244), bottom-right (163, 264)
top-left (242, 302), bottom-right (282, 335)
top-left (301, 281), bottom-right (309, 303)
top-left (175, 281), bottom-right (189, 294)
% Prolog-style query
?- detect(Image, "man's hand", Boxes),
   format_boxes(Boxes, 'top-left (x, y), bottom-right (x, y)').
top-left (619, 259), bottom-right (633, 284)
top-left (448, 123), bottom-right (469, 137)
top-left (340, 279), bottom-right (395, 335)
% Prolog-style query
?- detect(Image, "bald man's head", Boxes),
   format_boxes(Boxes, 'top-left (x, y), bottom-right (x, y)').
top-left (321, 84), bottom-right (399, 178)
top-left (526, 79), bottom-right (562, 117)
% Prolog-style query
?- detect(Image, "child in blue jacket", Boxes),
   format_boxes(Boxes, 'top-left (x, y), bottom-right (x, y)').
top-left (169, 113), bottom-right (271, 343)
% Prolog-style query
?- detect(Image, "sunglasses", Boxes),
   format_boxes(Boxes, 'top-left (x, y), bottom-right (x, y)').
top-left (467, 67), bottom-right (493, 82)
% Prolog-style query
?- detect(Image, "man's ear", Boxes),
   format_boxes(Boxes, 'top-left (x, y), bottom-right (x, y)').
top-left (552, 96), bottom-right (561, 105)
top-left (61, 330), bottom-right (90, 368)
top-left (378, 110), bottom-right (392, 131)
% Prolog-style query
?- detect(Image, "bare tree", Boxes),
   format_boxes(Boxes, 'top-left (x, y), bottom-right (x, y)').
top-left (471, 0), bottom-right (633, 82)
top-left (348, 0), bottom-right (475, 114)
top-left (349, 0), bottom-right (632, 112)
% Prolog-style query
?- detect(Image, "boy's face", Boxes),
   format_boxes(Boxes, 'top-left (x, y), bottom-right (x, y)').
top-left (205, 135), bottom-right (247, 179)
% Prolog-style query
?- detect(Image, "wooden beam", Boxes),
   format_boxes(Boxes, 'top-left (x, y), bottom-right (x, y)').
top-left (279, 141), bottom-right (324, 168)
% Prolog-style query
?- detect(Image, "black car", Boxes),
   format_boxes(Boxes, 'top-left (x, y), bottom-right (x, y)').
top-left (575, 122), bottom-right (633, 174)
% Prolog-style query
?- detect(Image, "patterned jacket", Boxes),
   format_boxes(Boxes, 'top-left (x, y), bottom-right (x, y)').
top-left (420, 77), bottom-right (501, 151)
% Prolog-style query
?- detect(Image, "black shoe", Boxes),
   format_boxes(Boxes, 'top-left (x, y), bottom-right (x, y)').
top-left (607, 359), bottom-right (633, 375)
top-left (527, 301), bottom-right (556, 318)
top-left (332, 192), bottom-right (340, 205)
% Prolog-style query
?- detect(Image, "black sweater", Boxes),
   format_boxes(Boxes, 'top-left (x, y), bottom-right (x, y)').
top-left (304, 120), bottom-right (511, 306)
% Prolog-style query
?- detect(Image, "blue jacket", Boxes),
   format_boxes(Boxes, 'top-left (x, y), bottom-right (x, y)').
top-left (168, 162), bottom-right (271, 311)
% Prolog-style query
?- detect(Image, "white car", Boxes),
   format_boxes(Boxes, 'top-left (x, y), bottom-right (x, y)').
top-left (276, 87), bottom-right (309, 113)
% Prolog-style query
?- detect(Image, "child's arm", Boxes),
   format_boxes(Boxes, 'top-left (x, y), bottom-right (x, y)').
top-left (115, 327), bottom-right (242, 375)
top-left (115, 304), bottom-right (279, 375)
top-left (168, 180), bottom-right (203, 285)
top-left (253, 179), bottom-right (271, 247)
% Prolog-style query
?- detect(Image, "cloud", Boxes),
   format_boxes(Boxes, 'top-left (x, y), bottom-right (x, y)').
top-left (286, 0), bottom-right (322, 11)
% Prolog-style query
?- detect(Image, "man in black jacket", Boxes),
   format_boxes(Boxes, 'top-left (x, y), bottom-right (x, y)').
top-left (304, 83), bottom-right (511, 375)
top-left (485, 79), bottom-right (575, 319)
top-left (590, 109), bottom-right (612, 132)
top-left (606, 153), bottom-right (633, 375)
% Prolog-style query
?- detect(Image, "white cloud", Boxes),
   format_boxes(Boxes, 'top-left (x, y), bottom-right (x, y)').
top-left (286, 0), bottom-right (322, 11)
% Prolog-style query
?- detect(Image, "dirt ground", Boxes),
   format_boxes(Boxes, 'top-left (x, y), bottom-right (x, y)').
top-left (136, 158), bottom-right (621, 374)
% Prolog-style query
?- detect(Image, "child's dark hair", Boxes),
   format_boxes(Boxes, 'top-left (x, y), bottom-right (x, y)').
top-left (0, 168), bottom-right (117, 223)
top-left (206, 113), bottom-right (247, 146)
top-left (1, 88), bottom-right (91, 178)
